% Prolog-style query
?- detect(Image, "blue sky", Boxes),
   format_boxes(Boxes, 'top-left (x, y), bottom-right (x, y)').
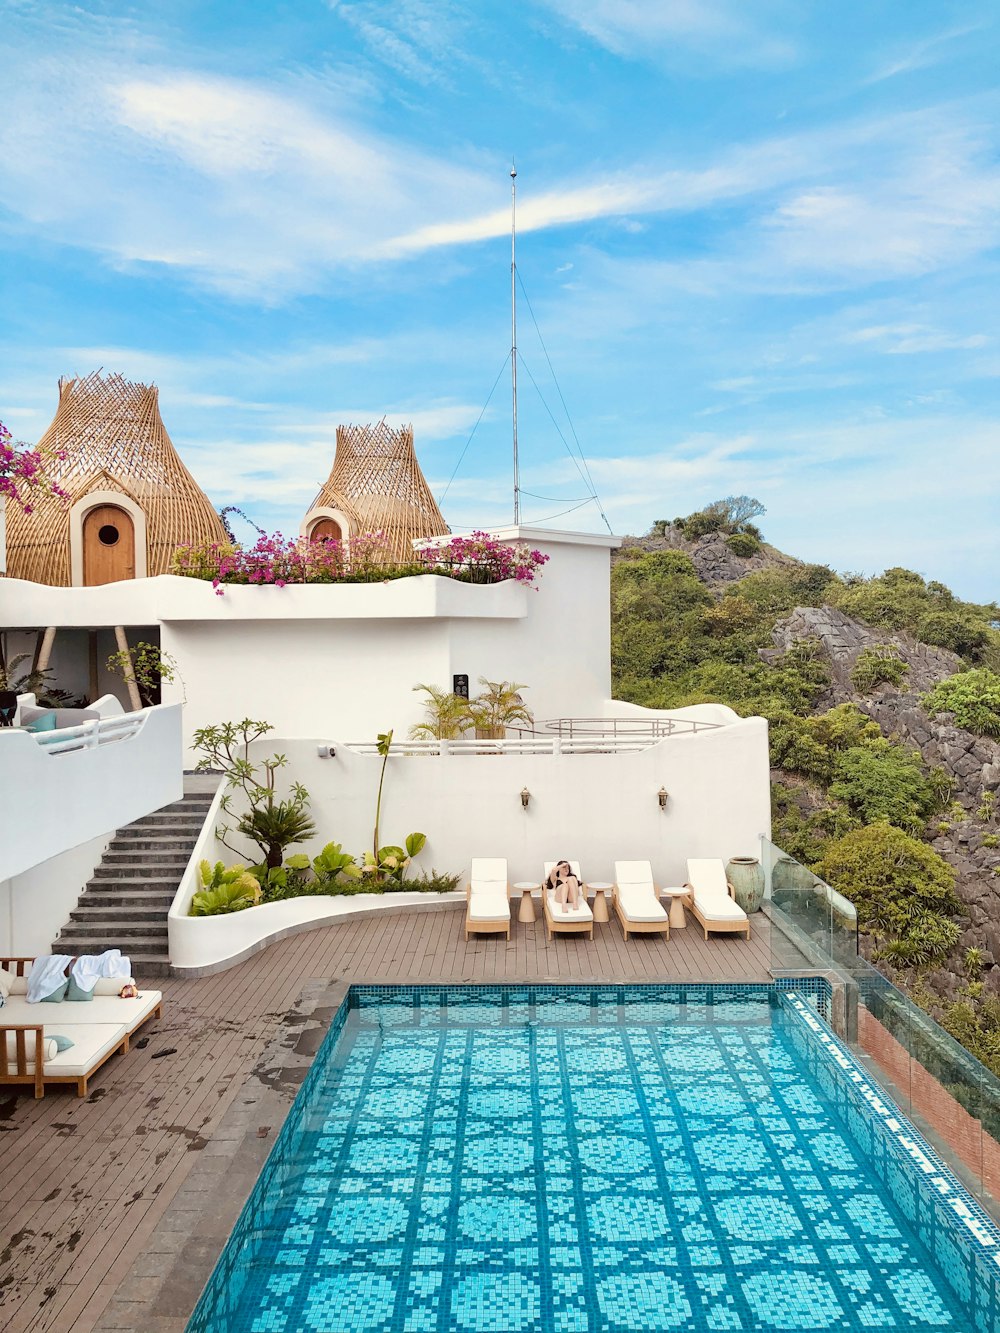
top-left (1, 0), bottom-right (998, 598)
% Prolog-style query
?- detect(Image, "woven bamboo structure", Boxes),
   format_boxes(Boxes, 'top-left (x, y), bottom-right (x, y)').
top-left (304, 420), bottom-right (448, 560)
top-left (4, 371), bottom-right (226, 585)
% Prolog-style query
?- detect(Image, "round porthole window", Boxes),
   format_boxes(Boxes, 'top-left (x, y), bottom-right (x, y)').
top-left (98, 524), bottom-right (120, 546)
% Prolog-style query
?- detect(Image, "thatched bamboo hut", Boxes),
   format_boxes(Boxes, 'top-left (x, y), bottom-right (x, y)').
top-left (4, 371), bottom-right (226, 585)
top-left (301, 420), bottom-right (448, 560)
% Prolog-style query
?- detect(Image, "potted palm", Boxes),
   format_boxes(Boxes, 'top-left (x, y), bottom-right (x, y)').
top-left (464, 678), bottom-right (534, 740)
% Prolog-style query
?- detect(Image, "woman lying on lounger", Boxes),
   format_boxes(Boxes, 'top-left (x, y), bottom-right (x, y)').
top-left (546, 860), bottom-right (582, 914)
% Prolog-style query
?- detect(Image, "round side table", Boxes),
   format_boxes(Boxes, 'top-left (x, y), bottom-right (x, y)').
top-left (514, 882), bottom-right (539, 924)
top-left (587, 882), bottom-right (613, 923)
top-left (662, 887), bottom-right (691, 929)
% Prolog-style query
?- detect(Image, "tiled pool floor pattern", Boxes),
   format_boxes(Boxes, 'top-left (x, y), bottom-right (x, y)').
top-left (225, 994), bottom-right (967, 1332)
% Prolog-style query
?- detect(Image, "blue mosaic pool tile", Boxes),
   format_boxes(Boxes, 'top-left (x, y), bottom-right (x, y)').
top-left (187, 982), bottom-right (991, 1333)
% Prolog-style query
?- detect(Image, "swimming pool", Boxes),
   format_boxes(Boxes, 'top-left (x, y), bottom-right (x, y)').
top-left (188, 984), bottom-right (1000, 1332)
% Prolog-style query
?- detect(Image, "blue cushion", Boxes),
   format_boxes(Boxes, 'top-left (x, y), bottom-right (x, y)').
top-left (25, 710), bottom-right (57, 733)
top-left (66, 975), bottom-right (95, 1002)
top-left (39, 979), bottom-right (69, 1003)
top-left (51, 1034), bottom-right (75, 1052)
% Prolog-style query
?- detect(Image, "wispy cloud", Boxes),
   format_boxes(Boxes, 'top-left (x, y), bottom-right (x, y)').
top-left (866, 22), bottom-right (990, 84)
top-left (536, 0), bottom-right (797, 68)
top-left (844, 323), bottom-right (989, 354)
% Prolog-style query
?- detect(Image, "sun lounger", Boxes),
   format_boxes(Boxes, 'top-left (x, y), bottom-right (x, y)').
top-left (542, 861), bottom-right (593, 941)
top-left (685, 859), bottom-right (751, 940)
top-left (465, 859), bottom-right (511, 940)
top-left (612, 861), bottom-right (670, 941)
top-left (0, 956), bottom-right (162, 1098)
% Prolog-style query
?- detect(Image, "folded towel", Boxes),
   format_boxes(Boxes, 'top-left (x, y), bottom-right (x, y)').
top-left (26, 955), bottom-right (73, 1004)
top-left (70, 950), bottom-right (132, 991)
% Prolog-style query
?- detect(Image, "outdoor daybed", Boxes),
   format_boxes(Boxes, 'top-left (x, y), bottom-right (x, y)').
top-left (685, 859), bottom-right (751, 940)
top-left (612, 861), bottom-right (671, 941)
top-left (0, 957), bottom-right (162, 1098)
top-left (465, 859), bottom-right (511, 940)
top-left (541, 861), bottom-right (594, 941)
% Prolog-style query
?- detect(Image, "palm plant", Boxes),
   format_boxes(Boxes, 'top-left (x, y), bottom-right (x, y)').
top-left (465, 677), bottom-right (534, 739)
top-left (408, 684), bottom-right (470, 739)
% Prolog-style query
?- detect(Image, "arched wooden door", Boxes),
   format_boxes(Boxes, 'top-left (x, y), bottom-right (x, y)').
top-left (310, 518), bottom-right (343, 542)
top-left (83, 505), bottom-right (136, 585)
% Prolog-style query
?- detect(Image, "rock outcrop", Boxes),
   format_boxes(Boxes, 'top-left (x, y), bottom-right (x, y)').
top-left (617, 530), bottom-right (800, 589)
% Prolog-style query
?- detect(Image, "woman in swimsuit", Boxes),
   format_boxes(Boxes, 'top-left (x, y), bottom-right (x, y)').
top-left (547, 859), bottom-right (582, 914)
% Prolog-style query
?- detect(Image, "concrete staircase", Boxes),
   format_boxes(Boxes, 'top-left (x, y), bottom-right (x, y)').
top-left (52, 789), bottom-right (216, 979)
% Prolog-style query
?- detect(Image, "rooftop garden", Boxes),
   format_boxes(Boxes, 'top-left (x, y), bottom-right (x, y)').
top-left (170, 529), bottom-right (548, 593)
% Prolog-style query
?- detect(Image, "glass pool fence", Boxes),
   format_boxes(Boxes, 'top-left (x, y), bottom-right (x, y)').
top-left (762, 835), bottom-right (1000, 1207)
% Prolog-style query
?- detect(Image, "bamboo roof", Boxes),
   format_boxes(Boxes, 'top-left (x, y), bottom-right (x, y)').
top-left (4, 370), bottom-right (227, 585)
top-left (307, 419), bottom-right (448, 560)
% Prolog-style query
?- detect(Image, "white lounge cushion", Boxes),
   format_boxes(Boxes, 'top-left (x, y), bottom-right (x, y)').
top-left (0, 967), bottom-right (14, 998)
top-left (4, 1032), bottom-right (58, 1063)
top-left (471, 858), bottom-right (507, 882)
top-left (468, 886), bottom-right (510, 922)
top-left (0, 991), bottom-right (160, 1029)
top-left (617, 883), bottom-right (668, 923)
top-left (5, 1023), bottom-right (127, 1077)
top-left (687, 859), bottom-right (749, 923)
top-left (544, 889), bottom-right (593, 922)
top-left (10, 975), bottom-right (27, 996)
top-left (93, 977), bottom-right (136, 996)
top-left (613, 860), bottom-right (669, 922)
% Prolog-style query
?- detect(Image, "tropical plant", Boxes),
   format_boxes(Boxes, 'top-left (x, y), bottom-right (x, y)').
top-left (363, 832), bottom-right (427, 884)
top-left (409, 684), bottom-right (470, 739)
top-left (465, 678), bottom-right (534, 738)
top-left (106, 641), bottom-right (186, 706)
top-left (393, 869), bottom-right (462, 894)
top-left (193, 719), bottom-right (315, 869)
top-left (311, 841), bottom-right (362, 885)
top-left (189, 860), bottom-right (262, 916)
top-left (923, 669), bottom-right (1000, 737)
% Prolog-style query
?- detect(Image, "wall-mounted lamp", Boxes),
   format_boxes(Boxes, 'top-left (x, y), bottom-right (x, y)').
top-left (316, 745), bottom-right (337, 759)
top-left (520, 787), bottom-right (531, 810)
top-left (657, 786), bottom-right (669, 811)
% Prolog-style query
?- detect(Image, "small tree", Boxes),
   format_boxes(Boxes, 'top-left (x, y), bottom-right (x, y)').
top-left (408, 685), bottom-right (469, 739)
top-left (465, 678), bottom-right (534, 739)
top-left (107, 641), bottom-right (186, 706)
top-left (193, 719), bottom-right (315, 869)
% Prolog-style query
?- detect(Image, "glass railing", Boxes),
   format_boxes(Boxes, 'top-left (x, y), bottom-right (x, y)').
top-left (763, 836), bottom-right (1000, 1206)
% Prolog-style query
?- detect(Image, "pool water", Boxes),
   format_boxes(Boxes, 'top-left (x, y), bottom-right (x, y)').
top-left (195, 988), bottom-right (979, 1332)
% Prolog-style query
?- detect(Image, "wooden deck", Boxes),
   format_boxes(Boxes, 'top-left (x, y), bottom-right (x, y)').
top-left (0, 906), bottom-right (791, 1333)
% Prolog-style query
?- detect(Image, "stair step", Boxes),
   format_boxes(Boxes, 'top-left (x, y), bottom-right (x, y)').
top-left (81, 893), bottom-right (175, 910)
top-left (70, 904), bottom-right (167, 921)
top-left (102, 849), bottom-right (191, 861)
top-left (57, 923), bottom-right (168, 940)
top-left (95, 860), bottom-right (188, 876)
top-left (122, 815), bottom-right (208, 829)
top-left (87, 878), bottom-right (181, 893)
top-left (109, 836), bottom-right (197, 851)
top-left (157, 797), bottom-right (214, 812)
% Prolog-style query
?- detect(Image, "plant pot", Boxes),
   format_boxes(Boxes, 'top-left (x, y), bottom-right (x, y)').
top-left (726, 856), bottom-right (765, 914)
top-left (770, 856), bottom-right (816, 910)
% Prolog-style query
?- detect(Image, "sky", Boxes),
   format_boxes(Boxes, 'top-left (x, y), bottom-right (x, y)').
top-left (1, 0), bottom-right (998, 599)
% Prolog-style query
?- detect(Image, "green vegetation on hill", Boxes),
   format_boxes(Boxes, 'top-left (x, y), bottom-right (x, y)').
top-left (612, 502), bottom-right (1000, 981)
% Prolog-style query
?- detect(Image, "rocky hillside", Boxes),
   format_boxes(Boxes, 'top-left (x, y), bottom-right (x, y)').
top-left (612, 506), bottom-right (1000, 1022)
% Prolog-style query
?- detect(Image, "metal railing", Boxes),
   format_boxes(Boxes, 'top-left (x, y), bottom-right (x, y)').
top-left (542, 715), bottom-right (721, 739)
top-left (31, 712), bottom-right (147, 756)
top-left (346, 734), bottom-right (659, 757)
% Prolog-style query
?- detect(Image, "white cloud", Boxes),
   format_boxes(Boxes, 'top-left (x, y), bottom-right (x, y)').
top-left (866, 23), bottom-right (989, 84)
top-left (537, 0), bottom-right (796, 68)
top-left (844, 323), bottom-right (989, 354)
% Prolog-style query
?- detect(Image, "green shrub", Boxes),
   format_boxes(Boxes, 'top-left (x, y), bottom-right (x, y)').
top-left (923, 669), bottom-right (1000, 737)
top-left (189, 860), bottom-right (262, 916)
top-left (391, 869), bottom-right (462, 894)
top-left (982, 834), bottom-right (999, 849)
top-left (814, 822), bottom-right (960, 967)
top-left (851, 645), bottom-right (909, 693)
top-left (725, 532), bottom-right (760, 557)
top-left (827, 743), bottom-right (944, 830)
top-left (831, 569), bottom-right (999, 664)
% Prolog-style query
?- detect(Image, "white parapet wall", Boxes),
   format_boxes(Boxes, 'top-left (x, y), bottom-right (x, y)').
top-left (168, 712), bottom-right (770, 972)
top-left (0, 528), bottom-right (620, 750)
top-left (0, 704), bottom-right (184, 955)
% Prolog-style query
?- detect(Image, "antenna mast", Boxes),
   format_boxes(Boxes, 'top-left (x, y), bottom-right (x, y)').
top-left (510, 163), bottom-right (520, 526)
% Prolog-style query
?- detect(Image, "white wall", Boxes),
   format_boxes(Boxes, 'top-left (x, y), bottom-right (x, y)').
top-left (0, 833), bottom-right (110, 957)
top-left (0, 529), bottom-right (619, 755)
top-left (0, 703), bottom-right (184, 883)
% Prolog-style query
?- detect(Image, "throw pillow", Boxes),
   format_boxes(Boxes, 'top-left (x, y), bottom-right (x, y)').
top-left (51, 1034), bottom-right (75, 1053)
top-left (24, 710), bottom-right (57, 733)
top-left (39, 979), bottom-right (69, 1003)
top-left (0, 966), bottom-right (14, 998)
top-left (66, 975), bottom-right (95, 1002)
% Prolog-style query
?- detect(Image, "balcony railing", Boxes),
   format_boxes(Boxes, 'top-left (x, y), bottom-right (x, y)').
top-left (542, 716), bottom-right (721, 739)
